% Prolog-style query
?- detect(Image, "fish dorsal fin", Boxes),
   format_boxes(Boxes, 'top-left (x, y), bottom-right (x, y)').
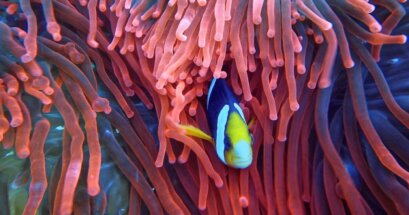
top-left (207, 78), bottom-right (217, 108)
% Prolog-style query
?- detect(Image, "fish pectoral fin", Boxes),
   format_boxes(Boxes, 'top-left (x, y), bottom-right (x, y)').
top-left (178, 124), bottom-right (214, 144)
top-left (248, 117), bottom-right (256, 129)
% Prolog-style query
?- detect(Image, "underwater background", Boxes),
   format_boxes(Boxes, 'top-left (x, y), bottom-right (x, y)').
top-left (1, 1), bottom-right (409, 214)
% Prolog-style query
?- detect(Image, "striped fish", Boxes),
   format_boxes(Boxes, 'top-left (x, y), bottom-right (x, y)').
top-left (207, 78), bottom-right (253, 169)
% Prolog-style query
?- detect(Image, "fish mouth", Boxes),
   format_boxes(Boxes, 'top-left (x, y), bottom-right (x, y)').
top-left (231, 157), bottom-right (252, 169)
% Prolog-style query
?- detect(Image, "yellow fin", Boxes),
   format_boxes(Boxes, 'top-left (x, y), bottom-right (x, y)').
top-left (248, 117), bottom-right (256, 129)
top-left (178, 124), bottom-right (214, 144)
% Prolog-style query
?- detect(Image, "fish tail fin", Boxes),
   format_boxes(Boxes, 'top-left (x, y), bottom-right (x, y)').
top-left (178, 124), bottom-right (214, 144)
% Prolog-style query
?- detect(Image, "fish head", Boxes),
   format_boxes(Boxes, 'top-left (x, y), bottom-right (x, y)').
top-left (225, 140), bottom-right (253, 169)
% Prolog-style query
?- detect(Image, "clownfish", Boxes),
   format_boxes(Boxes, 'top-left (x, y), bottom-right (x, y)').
top-left (206, 78), bottom-right (253, 168)
top-left (179, 78), bottom-right (253, 169)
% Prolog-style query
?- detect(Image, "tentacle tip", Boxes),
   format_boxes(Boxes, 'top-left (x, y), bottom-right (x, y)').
top-left (155, 82), bottom-right (165, 90)
top-left (215, 180), bottom-right (223, 188)
top-left (367, 5), bottom-right (376, 13)
top-left (213, 71), bottom-right (222, 79)
top-left (276, 59), bottom-right (284, 67)
top-left (239, 196), bottom-right (249, 208)
top-left (189, 109), bottom-right (197, 116)
top-left (318, 79), bottom-right (331, 89)
top-left (79, 0), bottom-right (87, 6)
top-left (87, 39), bottom-right (99, 48)
top-left (277, 136), bottom-right (287, 142)
top-left (369, 23), bottom-right (382, 33)
top-left (198, 40), bottom-right (206, 48)
top-left (168, 157), bottom-right (177, 164)
top-left (174, 14), bottom-right (182, 21)
top-left (136, 31), bottom-right (144, 38)
top-left (114, 31), bottom-right (123, 38)
top-left (7, 90), bottom-right (17, 96)
top-left (99, 5), bottom-right (107, 12)
top-left (168, 0), bottom-right (177, 7)
top-left (307, 82), bottom-right (316, 89)
top-left (155, 160), bottom-right (164, 168)
top-left (107, 45), bottom-right (115, 51)
top-left (315, 36), bottom-right (324, 44)
top-left (126, 111), bottom-right (135, 118)
top-left (344, 59), bottom-right (355, 68)
top-left (10, 119), bottom-right (23, 127)
top-left (244, 94), bottom-right (253, 102)
top-left (177, 157), bottom-right (188, 164)
top-left (214, 33), bottom-right (223, 42)
top-left (176, 33), bottom-right (187, 42)
top-left (17, 150), bottom-right (30, 159)
top-left (234, 89), bottom-right (243, 96)
top-left (21, 54), bottom-right (34, 63)
top-left (198, 0), bottom-right (207, 6)
top-left (253, 17), bottom-right (262, 25)
top-left (323, 22), bottom-right (333, 31)
top-left (6, 4), bottom-right (18, 15)
top-left (70, 53), bottom-right (85, 64)
top-left (220, 71), bottom-right (227, 79)
top-left (290, 103), bottom-right (300, 111)
top-left (19, 76), bottom-right (29, 82)
top-left (157, 88), bottom-right (167, 95)
top-left (104, 107), bottom-right (112, 114)
top-left (297, 65), bottom-right (306, 74)
top-left (198, 206), bottom-right (206, 211)
top-left (267, 29), bottom-right (275, 38)
top-left (92, 98), bottom-right (110, 113)
top-left (43, 99), bottom-right (52, 105)
top-left (52, 33), bottom-right (62, 42)
top-left (146, 103), bottom-right (154, 110)
top-left (124, 80), bottom-right (133, 88)
top-left (88, 187), bottom-right (100, 196)
top-left (401, 35), bottom-right (407, 44)
top-left (152, 11), bottom-right (161, 18)
top-left (125, 3), bottom-right (132, 10)
top-left (270, 115), bottom-right (278, 121)
top-left (294, 46), bottom-right (302, 53)
top-left (127, 45), bottom-right (135, 52)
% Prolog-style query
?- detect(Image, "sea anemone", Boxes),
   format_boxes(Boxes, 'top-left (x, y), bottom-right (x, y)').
top-left (0, 0), bottom-right (409, 214)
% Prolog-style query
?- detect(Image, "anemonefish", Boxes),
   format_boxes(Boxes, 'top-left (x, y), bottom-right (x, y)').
top-left (179, 78), bottom-right (254, 168)
top-left (206, 78), bottom-right (253, 169)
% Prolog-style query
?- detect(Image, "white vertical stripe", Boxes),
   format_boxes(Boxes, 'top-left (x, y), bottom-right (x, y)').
top-left (216, 105), bottom-right (229, 164)
top-left (234, 103), bottom-right (246, 121)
